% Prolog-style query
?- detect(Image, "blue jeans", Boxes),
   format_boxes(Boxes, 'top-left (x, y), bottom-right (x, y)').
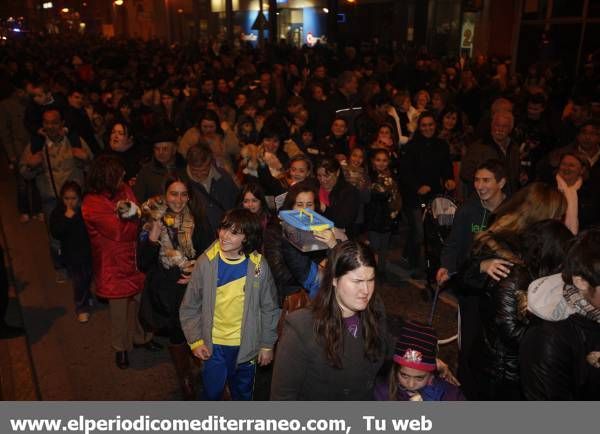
top-left (201, 344), bottom-right (256, 400)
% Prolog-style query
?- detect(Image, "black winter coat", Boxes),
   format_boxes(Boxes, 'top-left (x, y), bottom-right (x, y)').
top-left (49, 206), bottom-right (92, 267)
top-left (137, 218), bottom-right (212, 332)
top-left (463, 232), bottom-right (529, 398)
top-left (133, 154), bottom-right (186, 202)
top-left (323, 177), bottom-right (360, 237)
top-left (470, 264), bottom-right (530, 384)
top-left (271, 304), bottom-right (390, 400)
top-left (263, 219), bottom-right (302, 301)
top-left (185, 167), bottom-right (239, 236)
top-left (399, 135), bottom-right (453, 208)
top-left (520, 314), bottom-right (600, 400)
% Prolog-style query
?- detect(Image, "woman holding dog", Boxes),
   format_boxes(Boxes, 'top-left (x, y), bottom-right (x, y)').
top-left (82, 155), bottom-right (158, 370)
top-left (137, 175), bottom-right (212, 399)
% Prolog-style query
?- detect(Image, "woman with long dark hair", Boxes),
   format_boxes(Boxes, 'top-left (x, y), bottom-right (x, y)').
top-left (137, 175), bottom-right (212, 399)
top-left (270, 240), bottom-right (388, 400)
top-left (315, 157), bottom-right (360, 238)
top-left (237, 182), bottom-right (273, 231)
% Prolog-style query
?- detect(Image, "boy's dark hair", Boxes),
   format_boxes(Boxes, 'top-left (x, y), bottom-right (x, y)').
top-left (475, 159), bottom-right (507, 183)
top-left (562, 228), bottom-right (600, 290)
top-left (219, 209), bottom-right (262, 256)
top-left (60, 180), bottom-right (83, 199)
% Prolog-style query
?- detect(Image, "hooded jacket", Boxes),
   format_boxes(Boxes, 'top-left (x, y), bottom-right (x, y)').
top-left (179, 242), bottom-right (280, 364)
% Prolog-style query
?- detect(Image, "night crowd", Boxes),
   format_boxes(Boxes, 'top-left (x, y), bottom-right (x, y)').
top-left (0, 34), bottom-right (599, 401)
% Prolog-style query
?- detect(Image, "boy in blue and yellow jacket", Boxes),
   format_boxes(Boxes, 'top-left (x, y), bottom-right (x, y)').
top-left (180, 209), bottom-right (280, 400)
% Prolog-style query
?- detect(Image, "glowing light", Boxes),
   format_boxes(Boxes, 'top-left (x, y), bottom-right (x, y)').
top-left (177, 8), bottom-right (183, 13)
top-left (323, 8), bottom-right (329, 13)
top-left (11, 28), bottom-right (21, 32)
top-left (42, 2), bottom-right (53, 9)
top-left (61, 7), bottom-right (69, 12)
top-left (114, 0), bottom-right (124, 5)
top-left (80, 22), bottom-right (86, 28)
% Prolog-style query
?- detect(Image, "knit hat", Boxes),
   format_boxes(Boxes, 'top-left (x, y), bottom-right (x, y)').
top-left (393, 321), bottom-right (438, 372)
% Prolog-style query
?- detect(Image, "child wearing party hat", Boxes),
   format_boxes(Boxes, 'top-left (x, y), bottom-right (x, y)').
top-left (374, 320), bottom-right (465, 401)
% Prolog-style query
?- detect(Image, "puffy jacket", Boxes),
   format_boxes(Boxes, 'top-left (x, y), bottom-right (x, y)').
top-left (82, 184), bottom-right (145, 299)
top-left (471, 263), bottom-right (530, 384)
top-left (464, 232), bottom-right (529, 388)
top-left (520, 314), bottom-right (600, 400)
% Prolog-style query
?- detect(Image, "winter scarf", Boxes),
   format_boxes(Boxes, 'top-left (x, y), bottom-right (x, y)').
top-left (563, 283), bottom-right (600, 323)
top-left (158, 206), bottom-right (196, 269)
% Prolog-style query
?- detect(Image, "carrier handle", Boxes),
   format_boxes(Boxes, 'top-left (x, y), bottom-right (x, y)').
top-left (298, 208), bottom-right (315, 223)
top-left (299, 208), bottom-right (330, 232)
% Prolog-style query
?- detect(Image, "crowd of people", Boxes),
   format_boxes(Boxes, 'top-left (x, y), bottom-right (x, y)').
top-left (0, 33), bottom-right (599, 401)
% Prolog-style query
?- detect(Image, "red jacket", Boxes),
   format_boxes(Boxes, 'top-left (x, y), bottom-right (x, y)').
top-left (82, 184), bottom-right (145, 299)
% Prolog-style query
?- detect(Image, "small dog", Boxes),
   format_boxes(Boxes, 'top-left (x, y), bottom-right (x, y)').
top-left (161, 248), bottom-right (196, 272)
top-left (115, 200), bottom-right (141, 219)
top-left (140, 196), bottom-right (168, 231)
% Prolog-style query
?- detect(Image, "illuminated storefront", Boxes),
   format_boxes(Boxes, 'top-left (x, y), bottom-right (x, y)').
top-left (211, 0), bottom-right (327, 47)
